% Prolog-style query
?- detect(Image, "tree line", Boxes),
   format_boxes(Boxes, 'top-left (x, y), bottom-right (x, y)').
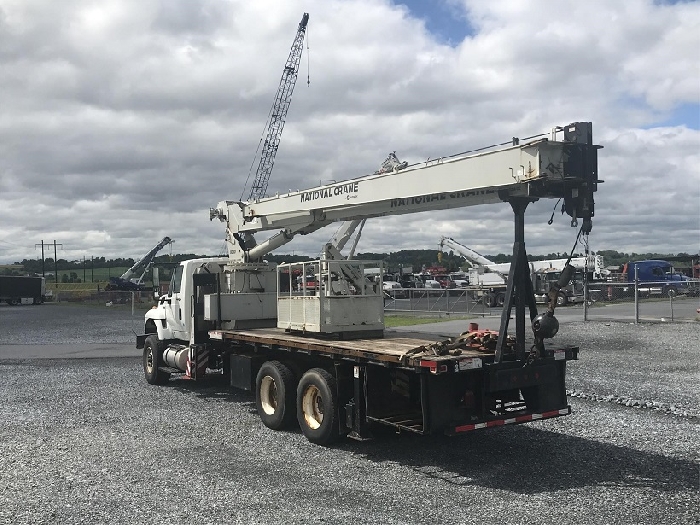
top-left (3, 249), bottom-right (697, 279)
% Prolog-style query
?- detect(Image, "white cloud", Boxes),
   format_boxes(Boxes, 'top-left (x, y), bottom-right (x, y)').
top-left (0, 0), bottom-right (698, 265)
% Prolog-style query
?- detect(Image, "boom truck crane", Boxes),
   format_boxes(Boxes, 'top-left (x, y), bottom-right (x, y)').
top-left (439, 236), bottom-right (605, 306)
top-left (139, 122), bottom-right (601, 446)
top-left (105, 236), bottom-right (173, 291)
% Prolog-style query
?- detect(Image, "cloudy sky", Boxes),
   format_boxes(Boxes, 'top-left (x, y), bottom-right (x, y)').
top-left (0, 0), bottom-right (698, 264)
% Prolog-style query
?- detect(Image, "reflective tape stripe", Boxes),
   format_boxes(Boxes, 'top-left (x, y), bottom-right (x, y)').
top-left (454, 406), bottom-right (571, 433)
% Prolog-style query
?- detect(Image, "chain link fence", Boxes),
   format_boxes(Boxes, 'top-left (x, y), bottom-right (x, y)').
top-left (41, 288), bottom-right (158, 322)
top-left (382, 288), bottom-right (505, 317)
top-left (384, 280), bottom-right (700, 323)
top-left (584, 279), bottom-right (700, 322)
top-left (28, 280), bottom-right (699, 325)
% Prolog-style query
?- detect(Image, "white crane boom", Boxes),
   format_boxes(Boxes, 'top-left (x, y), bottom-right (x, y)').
top-left (441, 235), bottom-right (606, 279)
top-left (212, 122), bottom-right (600, 264)
top-left (439, 236), bottom-right (497, 266)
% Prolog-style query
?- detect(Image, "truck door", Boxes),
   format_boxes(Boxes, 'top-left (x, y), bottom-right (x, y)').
top-left (165, 265), bottom-right (188, 341)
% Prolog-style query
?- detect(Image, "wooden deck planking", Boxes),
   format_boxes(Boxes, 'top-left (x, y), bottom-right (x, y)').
top-left (218, 327), bottom-right (492, 365)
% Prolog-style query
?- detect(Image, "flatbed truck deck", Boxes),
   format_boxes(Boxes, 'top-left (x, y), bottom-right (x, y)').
top-left (148, 325), bottom-right (578, 444)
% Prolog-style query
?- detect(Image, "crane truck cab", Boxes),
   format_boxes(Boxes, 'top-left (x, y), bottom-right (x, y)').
top-left (144, 258), bottom-right (227, 342)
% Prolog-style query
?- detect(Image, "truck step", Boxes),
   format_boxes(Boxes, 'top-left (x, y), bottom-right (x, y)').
top-left (368, 413), bottom-right (424, 434)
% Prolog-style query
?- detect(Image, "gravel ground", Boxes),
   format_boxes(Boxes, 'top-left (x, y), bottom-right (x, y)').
top-left (0, 302), bottom-right (146, 344)
top-left (0, 304), bottom-right (698, 524)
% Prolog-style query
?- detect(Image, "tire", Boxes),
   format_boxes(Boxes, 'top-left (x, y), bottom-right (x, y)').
top-left (143, 335), bottom-right (170, 385)
top-left (556, 292), bottom-right (568, 307)
top-left (255, 361), bottom-right (297, 430)
top-left (496, 292), bottom-right (506, 307)
top-left (296, 368), bottom-right (339, 445)
top-left (663, 286), bottom-right (677, 298)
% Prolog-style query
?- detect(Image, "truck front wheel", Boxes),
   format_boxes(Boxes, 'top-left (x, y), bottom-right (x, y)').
top-left (296, 368), bottom-right (338, 446)
top-left (255, 361), bottom-right (297, 430)
top-left (663, 286), bottom-right (677, 298)
top-left (556, 292), bottom-right (568, 307)
top-left (143, 335), bottom-right (170, 385)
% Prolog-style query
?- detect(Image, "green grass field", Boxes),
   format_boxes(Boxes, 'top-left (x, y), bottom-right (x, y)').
top-left (383, 313), bottom-right (473, 327)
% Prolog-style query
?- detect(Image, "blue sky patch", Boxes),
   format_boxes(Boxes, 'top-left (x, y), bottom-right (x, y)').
top-left (651, 103), bottom-right (700, 129)
top-left (392, 0), bottom-right (474, 45)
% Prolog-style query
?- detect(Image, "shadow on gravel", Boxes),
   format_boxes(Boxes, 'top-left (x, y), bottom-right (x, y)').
top-left (167, 375), bottom-right (260, 415)
top-left (338, 426), bottom-right (699, 495)
top-left (168, 374), bottom-right (243, 400)
top-left (160, 376), bottom-right (698, 496)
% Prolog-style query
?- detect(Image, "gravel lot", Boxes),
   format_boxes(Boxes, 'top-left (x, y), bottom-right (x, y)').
top-left (0, 304), bottom-right (698, 524)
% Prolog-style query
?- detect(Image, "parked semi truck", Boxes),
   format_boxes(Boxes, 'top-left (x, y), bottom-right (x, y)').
top-left (137, 122), bottom-right (601, 445)
top-left (0, 275), bottom-right (46, 305)
top-left (612, 260), bottom-right (691, 298)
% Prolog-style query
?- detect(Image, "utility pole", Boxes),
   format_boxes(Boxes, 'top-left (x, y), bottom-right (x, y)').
top-left (54, 240), bottom-right (61, 283)
top-left (83, 256), bottom-right (86, 283)
top-left (91, 256), bottom-right (94, 282)
top-left (35, 240), bottom-right (45, 277)
top-left (36, 240), bottom-right (62, 281)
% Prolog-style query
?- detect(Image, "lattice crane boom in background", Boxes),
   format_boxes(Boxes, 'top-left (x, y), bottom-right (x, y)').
top-left (246, 12), bottom-right (309, 202)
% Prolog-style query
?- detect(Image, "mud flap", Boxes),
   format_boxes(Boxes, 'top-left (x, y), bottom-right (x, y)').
top-left (186, 344), bottom-right (209, 381)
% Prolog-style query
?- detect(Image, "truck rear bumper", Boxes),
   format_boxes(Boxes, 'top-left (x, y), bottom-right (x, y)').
top-left (452, 406), bottom-right (571, 434)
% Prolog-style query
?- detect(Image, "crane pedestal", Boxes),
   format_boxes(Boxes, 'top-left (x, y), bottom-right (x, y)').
top-left (495, 198), bottom-right (540, 363)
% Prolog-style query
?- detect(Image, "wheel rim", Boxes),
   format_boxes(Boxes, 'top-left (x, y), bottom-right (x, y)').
top-left (260, 376), bottom-right (279, 415)
top-left (301, 385), bottom-right (324, 430)
top-left (145, 347), bottom-right (154, 374)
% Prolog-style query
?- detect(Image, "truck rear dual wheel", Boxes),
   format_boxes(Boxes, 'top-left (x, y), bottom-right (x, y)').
top-left (496, 292), bottom-right (506, 307)
top-left (143, 335), bottom-right (170, 385)
top-left (296, 368), bottom-right (339, 446)
top-left (255, 361), bottom-right (297, 430)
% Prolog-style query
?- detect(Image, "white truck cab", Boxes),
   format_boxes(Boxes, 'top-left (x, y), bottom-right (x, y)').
top-left (144, 258), bottom-right (227, 343)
